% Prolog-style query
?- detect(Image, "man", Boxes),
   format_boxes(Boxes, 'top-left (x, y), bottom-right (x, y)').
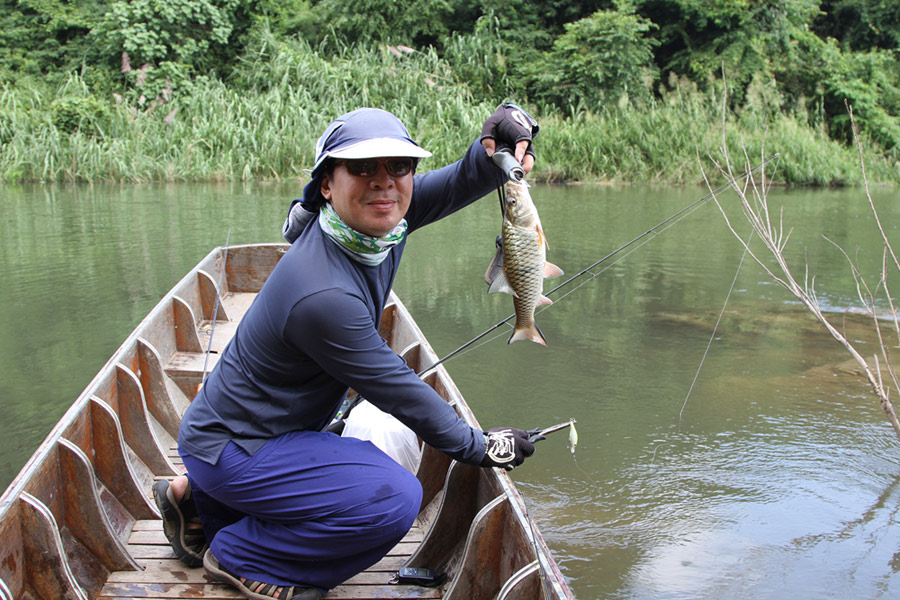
top-left (153, 104), bottom-right (541, 600)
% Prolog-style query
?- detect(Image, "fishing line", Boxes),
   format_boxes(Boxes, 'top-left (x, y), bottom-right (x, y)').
top-left (678, 153), bottom-right (781, 419)
top-left (678, 227), bottom-right (754, 421)
top-left (535, 194), bottom-right (707, 311)
top-left (201, 228), bottom-right (231, 384)
top-left (417, 154), bottom-right (780, 376)
top-left (571, 453), bottom-right (601, 490)
top-left (453, 204), bottom-right (702, 359)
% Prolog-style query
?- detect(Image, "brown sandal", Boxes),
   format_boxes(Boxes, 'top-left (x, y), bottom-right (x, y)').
top-left (152, 478), bottom-right (208, 567)
top-left (203, 549), bottom-right (323, 600)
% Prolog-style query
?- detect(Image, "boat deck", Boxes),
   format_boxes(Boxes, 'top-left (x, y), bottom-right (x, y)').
top-left (101, 518), bottom-right (437, 599)
top-left (99, 451), bottom-right (441, 600)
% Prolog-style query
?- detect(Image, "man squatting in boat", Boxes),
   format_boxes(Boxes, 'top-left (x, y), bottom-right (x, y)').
top-left (152, 104), bottom-right (543, 600)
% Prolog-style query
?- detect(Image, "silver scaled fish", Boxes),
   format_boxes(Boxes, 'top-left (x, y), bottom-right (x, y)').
top-left (485, 181), bottom-right (563, 344)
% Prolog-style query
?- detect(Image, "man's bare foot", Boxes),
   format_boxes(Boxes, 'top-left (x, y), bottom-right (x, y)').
top-left (170, 474), bottom-right (189, 502)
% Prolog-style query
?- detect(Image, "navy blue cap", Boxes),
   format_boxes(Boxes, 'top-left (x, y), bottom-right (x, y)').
top-left (310, 108), bottom-right (431, 176)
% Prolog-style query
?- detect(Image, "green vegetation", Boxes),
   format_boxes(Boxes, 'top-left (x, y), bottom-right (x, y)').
top-left (0, 0), bottom-right (898, 184)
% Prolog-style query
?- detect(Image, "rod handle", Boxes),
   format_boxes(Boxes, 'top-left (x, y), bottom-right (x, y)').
top-left (492, 149), bottom-right (525, 182)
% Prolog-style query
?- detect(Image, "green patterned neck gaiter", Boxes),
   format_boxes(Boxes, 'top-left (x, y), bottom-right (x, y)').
top-left (318, 201), bottom-right (407, 266)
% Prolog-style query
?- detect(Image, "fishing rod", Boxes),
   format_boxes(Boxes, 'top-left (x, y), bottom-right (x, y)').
top-left (200, 229), bottom-right (231, 386)
top-left (416, 153), bottom-right (780, 377)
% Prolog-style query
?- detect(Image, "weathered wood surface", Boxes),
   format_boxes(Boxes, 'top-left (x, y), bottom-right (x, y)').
top-left (0, 244), bottom-right (576, 600)
top-left (98, 517), bottom-right (440, 599)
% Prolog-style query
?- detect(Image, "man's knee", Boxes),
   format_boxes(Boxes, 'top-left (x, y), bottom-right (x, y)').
top-left (368, 467), bottom-right (422, 536)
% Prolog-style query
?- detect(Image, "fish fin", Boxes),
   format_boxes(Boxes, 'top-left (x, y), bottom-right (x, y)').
top-left (508, 323), bottom-right (547, 345)
top-left (484, 239), bottom-right (504, 285)
top-left (536, 222), bottom-right (547, 249)
top-left (544, 262), bottom-right (564, 278)
top-left (537, 295), bottom-right (553, 306)
top-left (487, 271), bottom-right (518, 296)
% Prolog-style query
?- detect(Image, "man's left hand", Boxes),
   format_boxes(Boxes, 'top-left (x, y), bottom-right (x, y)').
top-left (480, 103), bottom-right (539, 174)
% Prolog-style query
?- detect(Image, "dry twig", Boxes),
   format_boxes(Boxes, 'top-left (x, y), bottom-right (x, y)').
top-left (699, 101), bottom-right (900, 442)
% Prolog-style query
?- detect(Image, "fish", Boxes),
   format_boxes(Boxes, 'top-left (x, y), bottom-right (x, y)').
top-left (485, 180), bottom-right (563, 344)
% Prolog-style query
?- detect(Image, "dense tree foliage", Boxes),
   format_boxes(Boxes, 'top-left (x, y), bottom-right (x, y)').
top-left (0, 0), bottom-right (897, 182)
top-left (813, 0), bottom-right (900, 50)
top-left (0, 0), bottom-right (105, 78)
top-left (92, 0), bottom-right (250, 69)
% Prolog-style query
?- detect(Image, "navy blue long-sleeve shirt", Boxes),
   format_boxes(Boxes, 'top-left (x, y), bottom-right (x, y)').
top-left (178, 141), bottom-right (499, 466)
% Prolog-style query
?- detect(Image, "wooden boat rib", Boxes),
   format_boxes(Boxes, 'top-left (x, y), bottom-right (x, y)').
top-left (0, 243), bottom-right (576, 600)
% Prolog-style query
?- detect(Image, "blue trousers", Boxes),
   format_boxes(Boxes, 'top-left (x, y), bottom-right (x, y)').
top-left (181, 430), bottom-right (423, 591)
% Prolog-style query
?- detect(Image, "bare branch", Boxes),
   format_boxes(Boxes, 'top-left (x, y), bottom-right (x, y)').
top-left (847, 101), bottom-right (900, 274)
top-left (701, 100), bottom-right (900, 442)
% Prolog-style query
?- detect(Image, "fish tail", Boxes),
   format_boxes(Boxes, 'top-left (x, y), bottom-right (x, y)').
top-left (508, 323), bottom-right (547, 345)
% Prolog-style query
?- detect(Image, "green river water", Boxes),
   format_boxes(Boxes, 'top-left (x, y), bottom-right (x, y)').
top-left (1, 180), bottom-right (899, 599)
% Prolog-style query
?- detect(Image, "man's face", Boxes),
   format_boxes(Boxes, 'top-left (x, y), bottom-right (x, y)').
top-left (320, 158), bottom-right (414, 237)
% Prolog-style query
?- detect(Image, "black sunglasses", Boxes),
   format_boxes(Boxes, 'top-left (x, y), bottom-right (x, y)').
top-left (335, 157), bottom-right (414, 177)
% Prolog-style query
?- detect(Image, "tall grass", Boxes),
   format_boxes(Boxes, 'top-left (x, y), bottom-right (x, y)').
top-left (537, 78), bottom-right (899, 185)
top-left (0, 39), bottom-right (897, 185)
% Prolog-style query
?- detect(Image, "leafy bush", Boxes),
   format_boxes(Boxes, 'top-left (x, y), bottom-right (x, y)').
top-left (311, 0), bottom-right (454, 47)
top-left (782, 30), bottom-right (900, 153)
top-left (822, 49), bottom-right (900, 152)
top-left (92, 0), bottom-right (251, 74)
top-left (526, 8), bottom-right (659, 112)
top-left (251, 0), bottom-right (319, 39)
top-left (50, 95), bottom-right (111, 134)
top-left (813, 0), bottom-right (900, 51)
top-left (0, 0), bottom-right (106, 83)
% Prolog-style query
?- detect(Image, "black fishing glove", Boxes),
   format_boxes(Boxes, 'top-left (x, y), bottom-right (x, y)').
top-left (480, 427), bottom-right (536, 471)
top-left (480, 102), bottom-right (540, 159)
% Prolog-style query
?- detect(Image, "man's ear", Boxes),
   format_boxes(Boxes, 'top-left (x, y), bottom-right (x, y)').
top-left (320, 174), bottom-right (332, 200)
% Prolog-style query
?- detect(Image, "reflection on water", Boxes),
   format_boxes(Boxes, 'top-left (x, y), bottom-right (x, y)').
top-left (2, 181), bottom-right (900, 598)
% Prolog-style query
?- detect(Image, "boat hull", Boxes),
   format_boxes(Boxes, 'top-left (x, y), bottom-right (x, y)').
top-left (0, 243), bottom-right (575, 599)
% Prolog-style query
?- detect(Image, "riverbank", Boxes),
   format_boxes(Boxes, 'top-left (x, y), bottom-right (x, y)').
top-left (2, 69), bottom-right (896, 187)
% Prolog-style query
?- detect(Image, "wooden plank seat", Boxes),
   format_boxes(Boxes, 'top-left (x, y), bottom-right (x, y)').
top-left (163, 291), bottom-right (254, 400)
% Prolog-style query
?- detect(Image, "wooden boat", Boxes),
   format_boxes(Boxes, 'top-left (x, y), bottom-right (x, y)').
top-left (0, 243), bottom-right (576, 600)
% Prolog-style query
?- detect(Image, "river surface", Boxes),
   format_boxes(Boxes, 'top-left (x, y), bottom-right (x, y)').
top-left (2, 180), bottom-right (899, 599)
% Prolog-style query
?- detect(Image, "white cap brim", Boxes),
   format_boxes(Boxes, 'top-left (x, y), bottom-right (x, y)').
top-left (327, 137), bottom-right (432, 160)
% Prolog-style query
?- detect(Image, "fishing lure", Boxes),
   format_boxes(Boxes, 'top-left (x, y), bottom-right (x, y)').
top-left (529, 419), bottom-right (578, 455)
top-left (567, 420), bottom-right (578, 454)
